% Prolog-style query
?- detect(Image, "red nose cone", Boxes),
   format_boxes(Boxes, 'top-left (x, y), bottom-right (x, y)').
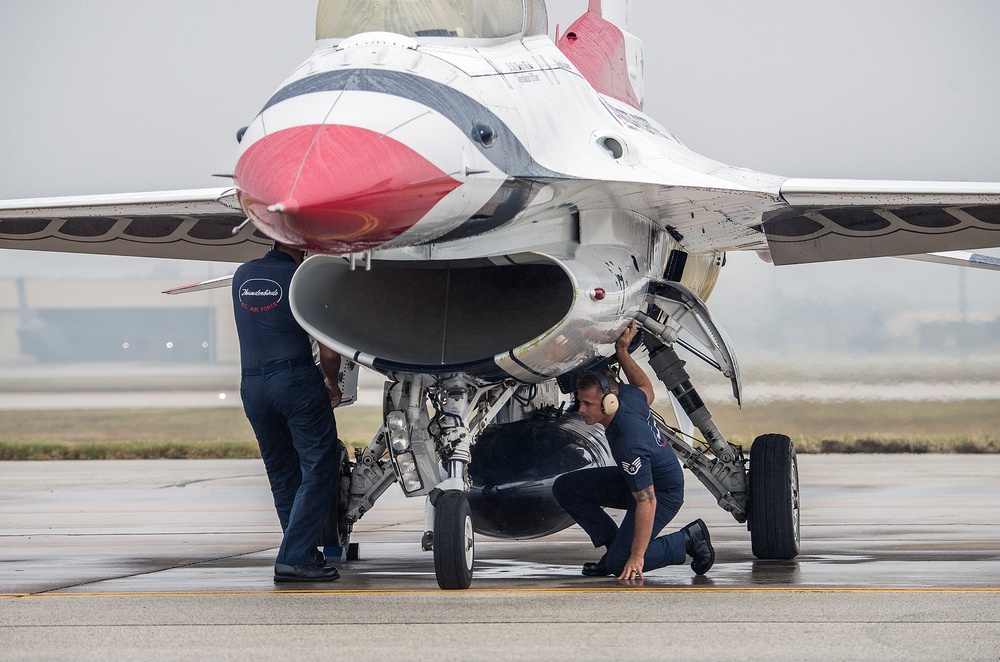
top-left (234, 124), bottom-right (462, 252)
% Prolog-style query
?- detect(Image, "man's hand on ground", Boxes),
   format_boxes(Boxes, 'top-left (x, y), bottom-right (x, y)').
top-left (617, 554), bottom-right (645, 581)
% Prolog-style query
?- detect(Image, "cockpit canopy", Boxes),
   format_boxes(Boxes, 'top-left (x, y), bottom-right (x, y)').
top-left (316, 0), bottom-right (548, 40)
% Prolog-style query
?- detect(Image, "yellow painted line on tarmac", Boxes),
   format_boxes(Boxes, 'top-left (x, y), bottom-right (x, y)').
top-left (3, 586), bottom-right (1000, 599)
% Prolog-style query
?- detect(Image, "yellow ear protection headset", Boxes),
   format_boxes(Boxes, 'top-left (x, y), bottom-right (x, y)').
top-left (588, 372), bottom-right (620, 416)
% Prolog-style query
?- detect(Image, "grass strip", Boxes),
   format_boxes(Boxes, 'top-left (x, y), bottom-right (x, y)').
top-left (0, 440), bottom-right (261, 461)
top-left (1, 400), bottom-right (998, 460)
top-left (2, 434), bottom-right (997, 460)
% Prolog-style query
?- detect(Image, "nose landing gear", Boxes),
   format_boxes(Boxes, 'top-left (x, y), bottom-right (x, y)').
top-left (432, 489), bottom-right (475, 590)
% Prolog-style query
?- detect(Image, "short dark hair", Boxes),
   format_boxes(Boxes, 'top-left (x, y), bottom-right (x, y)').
top-left (576, 369), bottom-right (617, 395)
top-left (273, 240), bottom-right (306, 259)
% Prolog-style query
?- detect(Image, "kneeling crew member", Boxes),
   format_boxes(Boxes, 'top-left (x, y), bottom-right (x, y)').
top-left (553, 320), bottom-right (715, 580)
top-left (233, 241), bottom-right (342, 583)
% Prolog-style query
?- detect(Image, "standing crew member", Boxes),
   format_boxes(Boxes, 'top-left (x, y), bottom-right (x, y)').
top-left (553, 320), bottom-right (715, 580)
top-left (233, 241), bottom-right (343, 582)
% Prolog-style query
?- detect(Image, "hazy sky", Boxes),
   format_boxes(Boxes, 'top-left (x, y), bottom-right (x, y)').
top-left (1, 1), bottom-right (998, 327)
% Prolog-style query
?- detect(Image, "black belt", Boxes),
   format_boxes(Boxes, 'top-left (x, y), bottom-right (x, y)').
top-left (241, 357), bottom-right (316, 376)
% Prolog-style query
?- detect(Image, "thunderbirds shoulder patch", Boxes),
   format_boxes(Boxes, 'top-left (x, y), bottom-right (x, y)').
top-left (621, 458), bottom-right (642, 476)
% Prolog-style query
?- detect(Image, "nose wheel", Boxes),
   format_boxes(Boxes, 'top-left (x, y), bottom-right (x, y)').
top-left (433, 490), bottom-right (475, 589)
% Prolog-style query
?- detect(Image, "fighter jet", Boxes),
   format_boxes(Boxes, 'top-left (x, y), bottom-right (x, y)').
top-left (2, 0), bottom-right (999, 589)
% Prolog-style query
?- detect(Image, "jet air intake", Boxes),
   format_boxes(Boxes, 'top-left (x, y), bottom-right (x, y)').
top-left (290, 254), bottom-right (576, 379)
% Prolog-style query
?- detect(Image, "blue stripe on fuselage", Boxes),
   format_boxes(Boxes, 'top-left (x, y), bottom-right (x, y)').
top-left (258, 68), bottom-right (567, 180)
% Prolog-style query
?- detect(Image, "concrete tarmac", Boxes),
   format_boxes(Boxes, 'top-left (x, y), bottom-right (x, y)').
top-left (2, 456), bottom-right (999, 660)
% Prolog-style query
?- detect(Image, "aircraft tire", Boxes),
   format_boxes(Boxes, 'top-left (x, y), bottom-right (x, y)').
top-left (749, 433), bottom-right (800, 559)
top-left (319, 440), bottom-right (352, 549)
top-left (434, 490), bottom-right (475, 590)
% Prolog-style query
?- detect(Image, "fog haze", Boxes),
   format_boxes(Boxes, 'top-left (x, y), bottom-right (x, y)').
top-left (1, 0), bottom-right (998, 358)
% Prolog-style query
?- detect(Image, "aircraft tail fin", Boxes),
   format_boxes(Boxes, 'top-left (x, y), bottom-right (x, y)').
top-left (557, 0), bottom-right (644, 109)
top-left (587, 0), bottom-right (630, 30)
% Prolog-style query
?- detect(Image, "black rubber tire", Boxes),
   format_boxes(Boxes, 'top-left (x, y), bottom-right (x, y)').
top-left (319, 440), bottom-right (352, 548)
top-left (433, 490), bottom-right (475, 590)
top-left (749, 433), bottom-right (800, 559)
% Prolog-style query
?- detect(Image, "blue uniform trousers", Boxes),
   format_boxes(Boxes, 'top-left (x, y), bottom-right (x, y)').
top-left (553, 466), bottom-right (687, 575)
top-left (240, 364), bottom-right (338, 566)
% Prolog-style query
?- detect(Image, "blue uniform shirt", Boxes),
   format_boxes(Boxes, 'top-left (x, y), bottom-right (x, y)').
top-left (232, 250), bottom-right (314, 371)
top-left (604, 383), bottom-right (684, 494)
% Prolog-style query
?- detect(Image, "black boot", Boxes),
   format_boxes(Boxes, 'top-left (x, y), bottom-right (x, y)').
top-left (274, 563), bottom-right (340, 583)
top-left (681, 519), bottom-right (715, 575)
top-left (582, 551), bottom-right (612, 576)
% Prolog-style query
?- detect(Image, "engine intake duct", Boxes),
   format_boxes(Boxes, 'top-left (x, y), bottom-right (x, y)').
top-left (291, 255), bottom-right (573, 369)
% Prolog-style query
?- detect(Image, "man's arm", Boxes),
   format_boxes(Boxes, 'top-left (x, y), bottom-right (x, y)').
top-left (619, 485), bottom-right (656, 580)
top-left (616, 320), bottom-right (654, 405)
top-left (318, 342), bottom-right (343, 408)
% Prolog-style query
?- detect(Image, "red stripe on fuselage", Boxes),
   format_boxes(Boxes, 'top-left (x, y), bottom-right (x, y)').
top-left (234, 124), bottom-right (461, 252)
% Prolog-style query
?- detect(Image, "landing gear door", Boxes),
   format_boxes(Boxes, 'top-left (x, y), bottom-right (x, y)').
top-left (337, 359), bottom-right (360, 408)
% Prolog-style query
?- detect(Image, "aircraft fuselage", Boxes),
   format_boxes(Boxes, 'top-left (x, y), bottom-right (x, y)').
top-left (233, 31), bottom-right (752, 380)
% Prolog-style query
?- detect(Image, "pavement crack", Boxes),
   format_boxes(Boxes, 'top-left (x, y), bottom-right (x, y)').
top-left (25, 548), bottom-right (275, 597)
top-left (157, 473), bottom-right (263, 489)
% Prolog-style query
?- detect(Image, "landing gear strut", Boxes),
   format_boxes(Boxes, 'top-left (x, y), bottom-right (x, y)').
top-left (638, 279), bottom-right (801, 560)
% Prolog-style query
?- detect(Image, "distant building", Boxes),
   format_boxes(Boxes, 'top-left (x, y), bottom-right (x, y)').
top-left (0, 278), bottom-right (237, 364)
top-left (886, 310), bottom-right (1000, 352)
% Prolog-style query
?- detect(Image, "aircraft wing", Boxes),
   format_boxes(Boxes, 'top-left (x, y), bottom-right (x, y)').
top-left (761, 178), bottom-right (1000, 265)
top-left (899, 250), bottom-right (1000, 272)
top-left (0, 187), bottom-right (268, 263)
top-left (3, 178), bottom-right (998, 269)
top-left (533, 171), bottom-right (1000, 268)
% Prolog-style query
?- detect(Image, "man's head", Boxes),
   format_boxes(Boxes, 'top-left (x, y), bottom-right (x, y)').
top-left (273, 240), bottom-right (305, 264)
top-left (576, 370), bottom-right (619, 426)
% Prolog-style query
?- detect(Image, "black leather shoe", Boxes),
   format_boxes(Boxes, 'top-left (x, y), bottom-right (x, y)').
top-left (582, 552), bottom-right (612, 577)
top-left (274, 563), bottom-right (341, 583)
top-left (312, 548), bottom-right (326, 568)
top-left (681, 519), bottom-right (715, 575)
